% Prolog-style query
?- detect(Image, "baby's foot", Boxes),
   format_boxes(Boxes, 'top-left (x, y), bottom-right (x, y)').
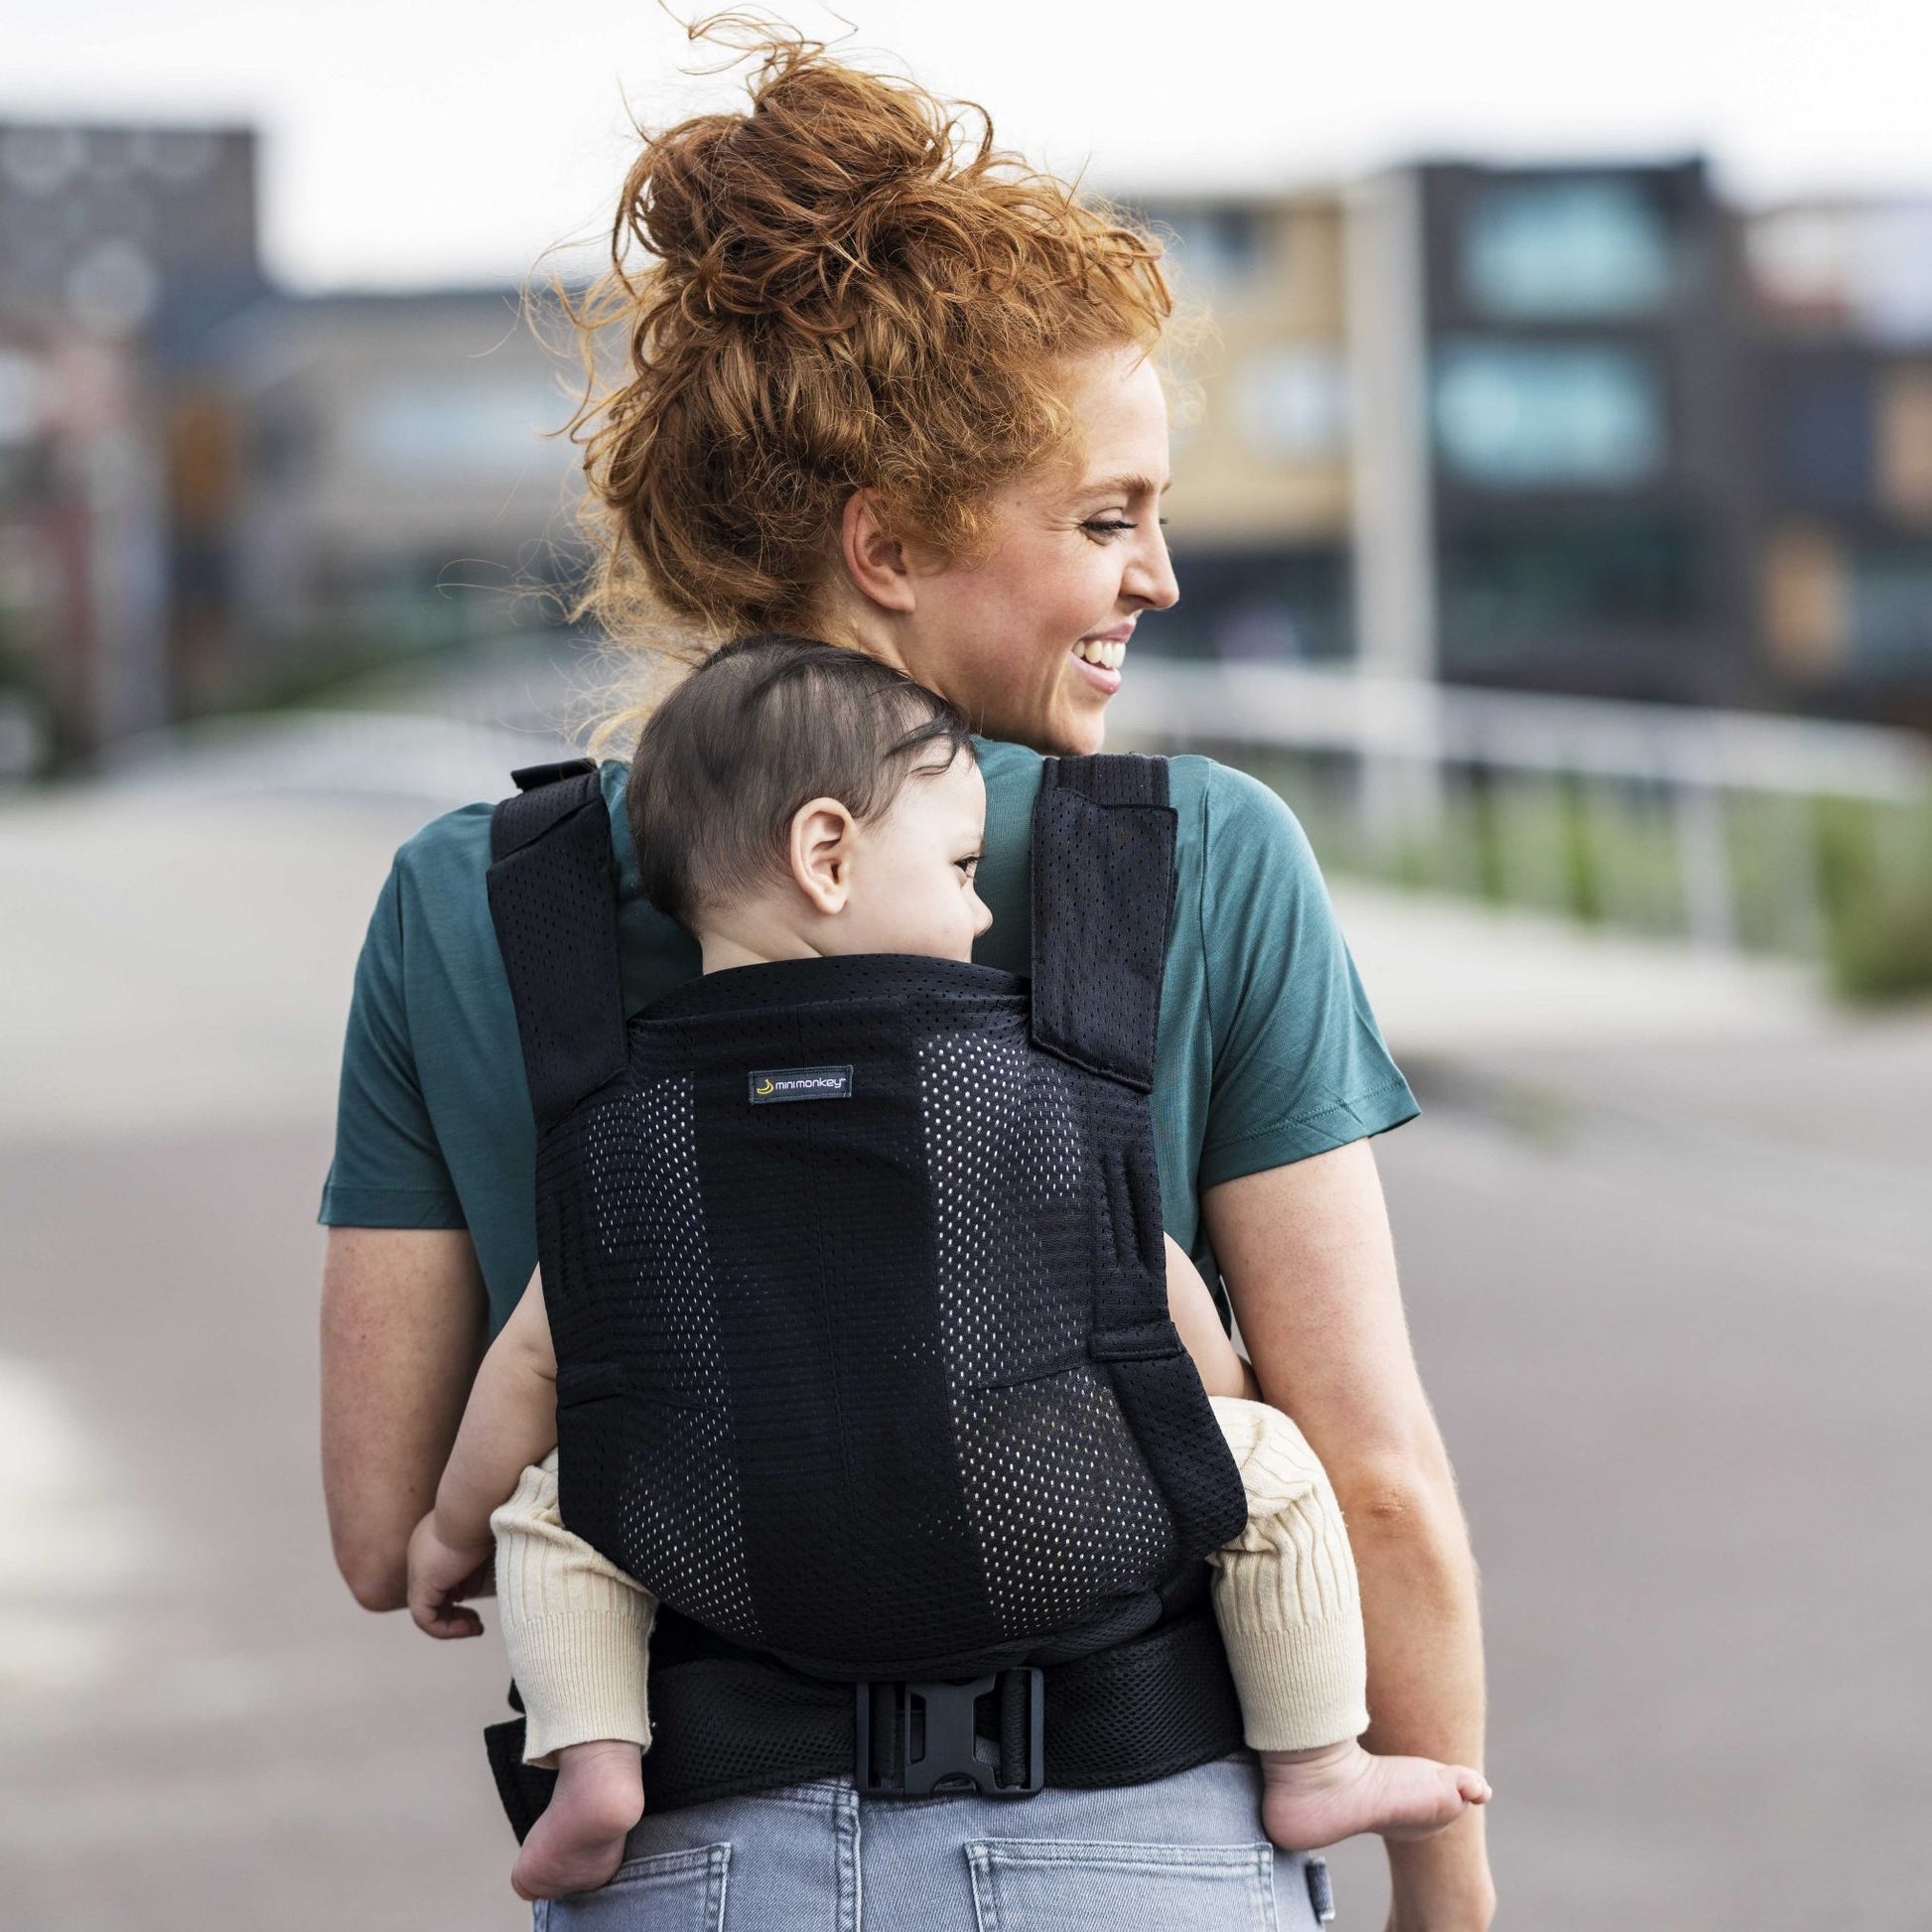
top-left (511, 1739), bottom-right (646, 1901)
top-left (1259, 1738), bottom-right (1489, 1853)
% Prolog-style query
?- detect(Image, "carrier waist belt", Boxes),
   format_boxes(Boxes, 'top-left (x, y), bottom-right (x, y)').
top-left (484, 1600), bottom-right (1246, 1836)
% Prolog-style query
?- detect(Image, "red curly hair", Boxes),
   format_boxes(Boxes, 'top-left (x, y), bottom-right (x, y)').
top-left (560, 22), bottom-right (1173, 667)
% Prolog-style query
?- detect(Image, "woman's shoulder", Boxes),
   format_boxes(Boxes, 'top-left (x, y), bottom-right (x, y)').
top-left (1170, 754), bottom-right (1315, 864)
top-left (389, 798), bottom-right (495, 892)
top-left (385, 760), bottom-right (631, 902)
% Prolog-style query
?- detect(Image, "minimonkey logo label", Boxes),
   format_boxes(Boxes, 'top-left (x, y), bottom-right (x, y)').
top-left (747, 1064), bottom-right (855, 1104)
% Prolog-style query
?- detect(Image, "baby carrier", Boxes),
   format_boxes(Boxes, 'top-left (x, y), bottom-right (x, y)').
top-left (482, 752), bottom-right (1250, 1826)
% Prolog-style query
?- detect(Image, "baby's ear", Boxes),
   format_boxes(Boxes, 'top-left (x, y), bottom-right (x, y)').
top-left (789, 796), bottom-right (857, 916)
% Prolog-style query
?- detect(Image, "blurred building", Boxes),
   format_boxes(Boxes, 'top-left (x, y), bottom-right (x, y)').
top-left (1140, 195), bottom-right (1354, 664)
top-left (209, 289), bottom-right (579, 699)
top-left (0, 121), bottom-right (266, 762)
top-left (0, 119), bottom-right (579, 769)
top-left (1741, 199), bottom-right (1932, 729)
top-left (1407, 160), bottom-right (1749, 705)
top-left (1140, 163), bottom-right (1932, 728)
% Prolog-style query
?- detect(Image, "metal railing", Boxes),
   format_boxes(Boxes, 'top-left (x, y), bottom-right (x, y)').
top-left (1111, 660), bottom-right (1932, 957)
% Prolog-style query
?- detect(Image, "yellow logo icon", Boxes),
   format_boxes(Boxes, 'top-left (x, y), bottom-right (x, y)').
top-left (755, 1077), bottom-right (775, 1096)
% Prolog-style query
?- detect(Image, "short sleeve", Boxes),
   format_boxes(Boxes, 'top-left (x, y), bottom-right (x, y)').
top-left (1196, 765), bottom-right (1417, 1190)
top-left (318, 861), bottom-right (468, 1229)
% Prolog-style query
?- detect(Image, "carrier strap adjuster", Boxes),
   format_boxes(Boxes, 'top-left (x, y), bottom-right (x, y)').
top-left (854, 1667), bottom-right (1044, 1798)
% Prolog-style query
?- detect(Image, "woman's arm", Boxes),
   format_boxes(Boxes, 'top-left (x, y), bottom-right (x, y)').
top-left (1202, 1139), bottom-right (1493, 1932)
top-left (321, 1226), bottom-right (488, 1611)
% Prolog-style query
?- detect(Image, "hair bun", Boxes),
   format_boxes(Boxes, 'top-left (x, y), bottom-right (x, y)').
top-left (627, 40), bottom-right (980, 324)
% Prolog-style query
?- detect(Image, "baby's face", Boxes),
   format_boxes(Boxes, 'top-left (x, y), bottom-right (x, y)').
top-left (836, 752), bottom-right (993, 964)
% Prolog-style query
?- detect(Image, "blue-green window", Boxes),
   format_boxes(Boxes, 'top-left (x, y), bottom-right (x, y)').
top-left (1433, 340), bottom-right (1666, 488)
top-left (1462, 180), bottom-right (1674, 321)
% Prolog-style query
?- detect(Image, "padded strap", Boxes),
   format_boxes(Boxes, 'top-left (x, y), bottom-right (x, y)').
top-left (1029, 755), bottom-right (1176, 1091)
top-left (486, 759), bottom-right (627, 1131)
top-left (482, 1596), bottom-right (1243, 1834)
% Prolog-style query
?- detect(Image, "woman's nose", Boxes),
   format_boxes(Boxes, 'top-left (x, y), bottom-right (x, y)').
top-left (1126, 521), bottom-right (1178, 612)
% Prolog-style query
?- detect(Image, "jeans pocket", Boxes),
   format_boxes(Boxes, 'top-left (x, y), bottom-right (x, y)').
top-left (534, 1843), bottom-right (730, 1930)
top-left (965, 1838), bottom-right (1279, 1932)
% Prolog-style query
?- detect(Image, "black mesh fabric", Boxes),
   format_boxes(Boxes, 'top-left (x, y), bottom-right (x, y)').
top-left (487, 751), bottom-right (1247, 1691)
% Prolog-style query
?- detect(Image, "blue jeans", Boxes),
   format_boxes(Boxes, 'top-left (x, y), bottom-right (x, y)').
top-left (534, 1753), bottom-right (1330, 1929)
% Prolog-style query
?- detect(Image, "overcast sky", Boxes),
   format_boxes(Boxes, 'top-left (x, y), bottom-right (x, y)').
top-left (8, 0), bottom-right (1931, 290)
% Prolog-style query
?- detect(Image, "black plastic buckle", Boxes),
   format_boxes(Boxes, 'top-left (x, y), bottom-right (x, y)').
top-left (854, 1668), bottom-right (1044, 1798)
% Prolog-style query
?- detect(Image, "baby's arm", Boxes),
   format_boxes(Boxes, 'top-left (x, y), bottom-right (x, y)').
top-left (1164, 1234), bottom-right (1261, 1400)
top-left (407, 1270), bottom-right (558, 1638)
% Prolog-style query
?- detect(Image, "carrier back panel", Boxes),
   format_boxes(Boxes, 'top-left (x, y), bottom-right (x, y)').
top-left (490, 753), bottom-right (1246, 1682)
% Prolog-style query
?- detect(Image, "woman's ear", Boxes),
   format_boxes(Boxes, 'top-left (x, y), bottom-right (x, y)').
top-left (789, 796), bottom-right (857, 915)
top-left (839, 490), bottom-right (918, 616)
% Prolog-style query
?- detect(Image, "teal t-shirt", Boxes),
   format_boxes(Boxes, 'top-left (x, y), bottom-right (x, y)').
top-left (321, 743), bottom-right (1417, 1336)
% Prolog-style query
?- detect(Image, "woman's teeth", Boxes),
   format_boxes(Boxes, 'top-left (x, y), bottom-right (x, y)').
top-left (1074, 637), bottom-right (1126, 670)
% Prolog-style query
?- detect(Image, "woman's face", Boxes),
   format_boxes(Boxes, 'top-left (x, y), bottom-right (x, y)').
top-left (887, 345), bottom-right (1179, 755)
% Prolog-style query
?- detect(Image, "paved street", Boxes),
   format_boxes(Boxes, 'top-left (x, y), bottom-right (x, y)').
top-left (2, 770), bottom-right (1928, 1930)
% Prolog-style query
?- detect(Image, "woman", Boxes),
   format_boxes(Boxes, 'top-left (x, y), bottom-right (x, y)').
top-left (320, 36), bottom-right (1492, 1929)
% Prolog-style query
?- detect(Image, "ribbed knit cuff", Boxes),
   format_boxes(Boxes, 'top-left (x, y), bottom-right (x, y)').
top-left (490, 1454), bottom-right (659, 1770)
top-left (1205, 1394), bottom-right (1370, 1752)
top-left (1212, 1607), bottom-right (1370, 1751)
top-left (509, 1606), bottom-right (656, 1768)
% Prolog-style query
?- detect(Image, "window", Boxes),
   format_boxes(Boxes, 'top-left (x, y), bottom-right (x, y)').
top-left (1760, 524), bottom-right (1848, 676)
top-left (1877, 366), bottom-right (1932, 521)
top-left (1440, 511), bottom-right (1701, 667)
top-left (1776, 369), bottom-right (1872, 508)
top-left (1434, 340), bottom-right (1665, 488)
top-left (1850, 546), bottom-right (1932, 669)
top-left (1236, 347), bottom-right (1349, 461)
top-left (1461, 180), bottom-right (1673, 321)
top-left (1142, 546), bottom-right (1350, 662)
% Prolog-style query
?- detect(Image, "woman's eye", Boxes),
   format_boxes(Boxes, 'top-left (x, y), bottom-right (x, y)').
top-left (1082, 518), bottom-right (1134, 541)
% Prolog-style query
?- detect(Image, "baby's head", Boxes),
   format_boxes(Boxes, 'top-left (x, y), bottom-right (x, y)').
top-left (627, 635), bottom-right (992, 968)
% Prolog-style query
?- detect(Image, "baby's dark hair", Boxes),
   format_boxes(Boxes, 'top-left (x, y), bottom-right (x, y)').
top-left (626, 635), bottom-right (977, 931)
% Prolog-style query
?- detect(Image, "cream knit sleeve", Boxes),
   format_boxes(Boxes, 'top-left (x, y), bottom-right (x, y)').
top-left (1204, 1395), bottom-right (1370, 1752)
top-left (490, 1451), bottom-right (657, 1768)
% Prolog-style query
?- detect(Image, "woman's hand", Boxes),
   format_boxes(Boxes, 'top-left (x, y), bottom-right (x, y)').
top-left (405, 1509), bottom-right (495, 1640)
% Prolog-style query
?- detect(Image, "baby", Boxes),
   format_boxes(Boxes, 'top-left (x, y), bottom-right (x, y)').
top-left (407, 637), bottom-right (1487, 1900)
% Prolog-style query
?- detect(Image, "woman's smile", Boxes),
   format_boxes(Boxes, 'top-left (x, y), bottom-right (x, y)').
top-left (1072, 621), bottom-right (1134, 693)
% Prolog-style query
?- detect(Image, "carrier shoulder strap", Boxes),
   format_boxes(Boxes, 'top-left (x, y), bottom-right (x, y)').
top-left (486, 758), bottom-right (627, 1131)
top-left (1030, 753), bottom-right (1175, 1092)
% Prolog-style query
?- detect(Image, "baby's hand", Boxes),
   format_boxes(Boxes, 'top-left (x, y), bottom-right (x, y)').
top-left (406, 1511), bottom-right (494, 1640)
